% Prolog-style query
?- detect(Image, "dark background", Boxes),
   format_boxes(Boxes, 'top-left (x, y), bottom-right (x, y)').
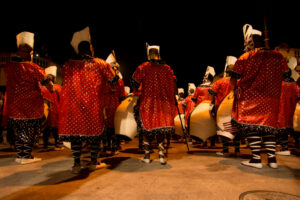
top-left (0, 1), bottom-right (299, 91)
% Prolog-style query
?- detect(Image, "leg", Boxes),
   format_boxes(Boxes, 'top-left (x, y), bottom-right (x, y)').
top-left (263, 135), bottom-right (278, 168)
top-left (276, 130), bottom-right (290, 155)
top-left (71, 140), bottom-right (82, 173)
top-left (43, 127), bottom-right (50, 150)
top-left (157, 134), bottom-right (166, 165)
top-left (216, 136), bottom-right (229, 156)
top-left (138, 131), bottom-right (144, 153)
top-left (141, 133), bottom-right (152, 163)
top-left (241, 132), bottom-right (263, 169)
top-left (233, 133), bottom-right (241, 154)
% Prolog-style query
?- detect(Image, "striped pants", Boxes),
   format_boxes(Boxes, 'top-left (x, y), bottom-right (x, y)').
top-left (247, 133), bottom-right (277, 163)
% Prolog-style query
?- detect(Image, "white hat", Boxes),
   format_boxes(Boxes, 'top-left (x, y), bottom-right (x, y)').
top-left (16, 31), bottom-right (34, 49)
top-left (146, 42), bottom-right (160, 60)
top-left (70, 26), bottom-right (91, 54)
top-left (45, 66), bottom-right (57, 77)
top-left (188, 83), bottom-right (196, 91)
top-left (205, 66), bottom-right (216, 77)
top-left (243, 24), bottom-right (262, 44)
top-left (178, 88), bottom-right (184, 94)
top-left (288, 57), bottom-right (297, 70)
top-left (224, 56), bottom-right (237, 77)
top-left (124, 86), bottom-right (130, 94)
top-left (106, 52), bottom-right (117, 65)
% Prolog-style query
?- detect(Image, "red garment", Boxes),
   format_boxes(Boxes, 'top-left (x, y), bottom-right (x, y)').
top-left (41, 84), bottom-right (62, 127)
top-left (232, 50), bottom-right (289, 130)
top-left (183, 95), bottom-right (195, 126)
top-left (277, 80), bottom-right (300, 129)
top-left (4, 61), bottom-right (46, 119)
top-left (193, 84), bottom-right (211, 105)
top-left (1, 92), bottom-right (8, 127)
top-left (176, 99), bottom-right (185, 114)
top-left (58, 58), bottom-right (114, 138)
top-left (104, 78), bottom-right (126, 128)
top-left (209, 77), bottom-right (233, 111)
top-left (133, 61), bottom-right (176, 131)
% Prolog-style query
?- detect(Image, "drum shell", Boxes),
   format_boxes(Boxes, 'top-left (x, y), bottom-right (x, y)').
top-left (189, 100), bottom-right (216, 141)
top-left (114, 95), bottom-right (139, 140)
top-left (174, 114), bottom-right (185, 136)
top-left (293, 102), bottom-right (300, 132)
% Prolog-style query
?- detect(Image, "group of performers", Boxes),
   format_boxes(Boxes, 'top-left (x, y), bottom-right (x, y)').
top-left (1, 23), bottom-right (299, 174)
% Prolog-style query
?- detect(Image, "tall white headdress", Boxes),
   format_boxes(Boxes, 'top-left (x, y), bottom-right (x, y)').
top-left (146, 42), bottom-right (160, 60)
top-left (224, 56), bottom-right (237, 77)
top-left (178, 88), bottom-right (184, 94)
top-left (188, 83), bottom-right (196, 95)
top-left (70, 26), bottom-right (91, 54)
top-left (288, 57), bottom-right (299, 81)
top-left (45, 66), bottom-right (57, 77)
top-left (205, 66), bottom-right (216, 77)
top-left (243, 24), bottom-right (262, 52)
top-left (16, 31), bottom-right (34, 49)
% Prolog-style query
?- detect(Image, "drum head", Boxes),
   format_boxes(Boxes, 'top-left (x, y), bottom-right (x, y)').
top-left (174, 114), bottom-right (185, 136)
top-left (189, 100), bottom-right (216, 141)
top-left (114, 96), bottom-right (138, 140)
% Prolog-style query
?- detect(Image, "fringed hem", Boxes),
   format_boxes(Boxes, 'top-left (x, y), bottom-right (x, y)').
top-left (231, 119), bottom-right (278, 137)
top-left (59, 135), bottom-right (102, 143)
top-left (134, 99), bottom-right (174, 138)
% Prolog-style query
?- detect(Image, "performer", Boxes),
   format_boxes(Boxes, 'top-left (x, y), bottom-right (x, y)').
top-left (209, 56), bottom-right (241, 156)
top-left (276, 57), bottom-right (300, 156)
top-left (183, 83), bottom-right (196, 127)
top-left (41, 66), bottom-right (64, 151)
top-left (231, 24), bottom-right (289, 169)
top-left (4, 31), bottom-right (51, 164)
top-left (193, 66), bottom-right (215, 146)
top-left (102, 51), bottom-right (126, 155)
top-left (192, 66), bottom-right (214, 106)
top-left (58, 27), bottom-right (118, 173)
top-left (132, 43), bottom-right (176, 165)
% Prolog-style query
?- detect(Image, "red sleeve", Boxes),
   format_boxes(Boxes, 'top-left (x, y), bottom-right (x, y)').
top-left (133, 63), bottom-right (146, 84)
top-left (118, 79), bottom-right (126, 98)
top-left (232, 52), bottom-right (250, 77)
top-left (30, 63), bottom-right (47, 81)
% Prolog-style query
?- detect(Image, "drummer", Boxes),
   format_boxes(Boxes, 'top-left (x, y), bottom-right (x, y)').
top-left (192, 66), bottom-right (215, 147)
top-left (132, 43), bottom-right (176, 165)
top-left (102, 51), bottom-right (126, 156)
top-left (41, 66), bottom-right (64, 151)
top-left (4, 31), bottom-right (52, 164)
top-left (276, 57), bottom-right (300, 156)
top-left (209, 56), bottom-right (241, 156)
top-left (183, 83), bottom-right (196, 127)
top-left (230, 24), bottom-right (289, 169)
top-left (58, 27), bottom-right (119, 173)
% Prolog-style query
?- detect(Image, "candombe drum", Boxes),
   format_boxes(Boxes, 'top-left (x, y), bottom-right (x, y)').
top-left (293, 101), bottom-right (300, 132)
top-left (174, 113), bottom-right (185, 137)
top-left (114, 95), bottom-right (139, 140)
top-left (189, 100), bottom-right (216, 141)
top-left (216, 91), bottom-right (239, 140)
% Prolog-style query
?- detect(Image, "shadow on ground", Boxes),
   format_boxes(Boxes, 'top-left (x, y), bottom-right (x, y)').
top-left (220, 159), bottom-right (300, 179)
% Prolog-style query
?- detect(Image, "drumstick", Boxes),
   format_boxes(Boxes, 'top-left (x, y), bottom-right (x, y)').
top-left (175, 98), bottom-right (190, 152)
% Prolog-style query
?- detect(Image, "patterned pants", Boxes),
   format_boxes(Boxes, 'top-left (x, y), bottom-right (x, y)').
top-left (143, 133), bottom-right (165, 160)
top-left (71, 139), bottom-right (101, 165)
top-left (8, 118), bottom-right (42, 158)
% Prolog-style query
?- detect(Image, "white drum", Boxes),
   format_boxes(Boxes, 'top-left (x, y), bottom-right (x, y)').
top-left (216, 91), bottom-right (238, 140)
top-left (114, 95), bottom-right (139, 140)
top-left (189, 100), bottom-right (216, 141)
top-left (174, 114), bottom-right (185, 136)
top-left (293, 102), bottom-right (300, 132)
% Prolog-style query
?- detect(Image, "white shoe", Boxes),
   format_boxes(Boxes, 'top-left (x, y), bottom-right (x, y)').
top-left (15, 158), bottom-right (22, 163)
top-left (159, 157), bottom-right (167, 165)
top-left (241, 160), bottom-right (263, 169)
top-left (275, 150), bottom-right (291, 156)
top-left (268, 163), bottom-right (278, 169)
top-left (20, 157), bottom-right (42, 165)
top-left (141, 158), bottom-right (151, 164)
top-left (216, 151), bottom-right (229, 156)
